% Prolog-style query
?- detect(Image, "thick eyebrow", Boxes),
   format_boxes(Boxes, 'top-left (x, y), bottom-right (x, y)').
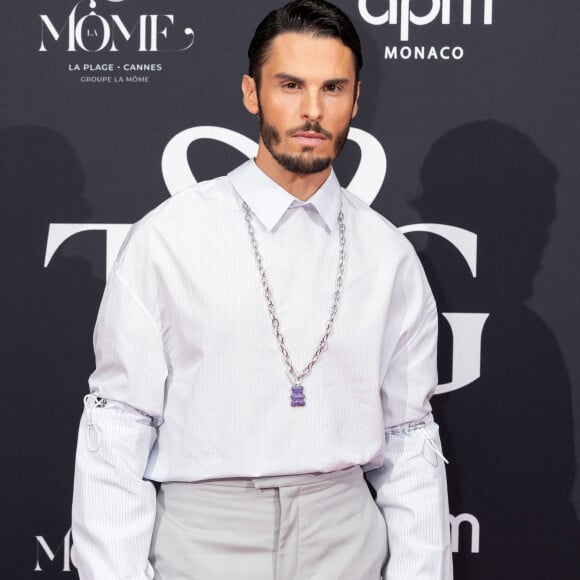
top-left (322, 77), bottom-right (351, 87)
top-left (273, 73), bottom-right (305, 84)
top-left (273, 73), bottom-right (351, 86)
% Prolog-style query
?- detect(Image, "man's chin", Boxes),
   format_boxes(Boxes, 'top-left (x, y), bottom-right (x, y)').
top-left (272, 152), bottom-right (333, 175)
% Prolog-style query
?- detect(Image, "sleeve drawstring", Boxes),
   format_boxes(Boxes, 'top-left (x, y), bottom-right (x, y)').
top-left (83, 394), bottom-right (107, 452)
top-left (409, 421), bottom-right (449, 464)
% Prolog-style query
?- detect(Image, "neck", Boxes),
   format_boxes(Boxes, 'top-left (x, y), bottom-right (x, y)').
top-left (254, 141), bottom-right (331, 201)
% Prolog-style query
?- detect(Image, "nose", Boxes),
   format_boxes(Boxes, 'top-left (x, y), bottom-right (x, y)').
top-left (300, 88), bottom-right (323, 122)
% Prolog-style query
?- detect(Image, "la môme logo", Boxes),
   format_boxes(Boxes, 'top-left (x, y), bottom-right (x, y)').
top-left (38, 0), bottom-right (194, 53)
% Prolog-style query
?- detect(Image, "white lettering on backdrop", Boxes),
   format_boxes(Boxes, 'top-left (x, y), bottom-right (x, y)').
top-left (45, 125), bottom-right (488, 393)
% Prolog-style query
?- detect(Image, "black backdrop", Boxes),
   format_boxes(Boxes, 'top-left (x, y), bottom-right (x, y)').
top-left (1, 1), bottom-right (579, 578)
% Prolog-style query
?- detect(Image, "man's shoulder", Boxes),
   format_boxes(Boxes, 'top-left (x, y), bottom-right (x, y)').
top-left (117, 174), bottom-right (236, 258)
top-left (341, 187), bottom-right (413, 253)
top-left (140, 174), bottom-right (234, 227)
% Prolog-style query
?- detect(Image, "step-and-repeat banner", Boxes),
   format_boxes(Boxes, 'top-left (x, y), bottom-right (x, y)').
top-left (1, 1), bottom-right (579, 578)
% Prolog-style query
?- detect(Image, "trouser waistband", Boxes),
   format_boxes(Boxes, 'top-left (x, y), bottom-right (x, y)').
top-left (164, 464), bottom-right (361, 491)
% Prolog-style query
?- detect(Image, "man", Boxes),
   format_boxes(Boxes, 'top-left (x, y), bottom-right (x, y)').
top-left (72, 1), bottom-right (452, 579)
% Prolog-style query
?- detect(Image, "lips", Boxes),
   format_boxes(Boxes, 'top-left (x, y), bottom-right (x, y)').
top-left (291, 131), bottom-right (328, 144)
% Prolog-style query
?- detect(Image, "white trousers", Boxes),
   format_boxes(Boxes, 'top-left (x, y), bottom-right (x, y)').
top-left (149, 466), bottom-right (387, 580)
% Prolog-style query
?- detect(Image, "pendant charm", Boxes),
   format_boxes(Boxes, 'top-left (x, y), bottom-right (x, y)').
top-left (291, 385), bottom-right (305, 407)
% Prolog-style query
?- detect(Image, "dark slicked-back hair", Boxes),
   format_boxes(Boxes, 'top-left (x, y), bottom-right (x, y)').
top-left (248, 0), bottom-right (363, 89)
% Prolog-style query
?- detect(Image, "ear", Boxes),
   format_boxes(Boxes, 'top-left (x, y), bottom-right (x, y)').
top-left (242, 75), bottom-right (259, 115)
top-left (351, 81), bottom-right (361, 119)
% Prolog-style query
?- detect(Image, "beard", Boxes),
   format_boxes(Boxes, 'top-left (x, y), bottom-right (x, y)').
top-left (258, 110), bottom-right (350, 175)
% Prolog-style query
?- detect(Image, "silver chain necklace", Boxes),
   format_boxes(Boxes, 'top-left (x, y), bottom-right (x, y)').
top-left (242, 199), bottom-right (346, 407)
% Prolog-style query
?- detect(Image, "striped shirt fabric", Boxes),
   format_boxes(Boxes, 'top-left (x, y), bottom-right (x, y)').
top-left (71, 159), bottom-right (452, 579)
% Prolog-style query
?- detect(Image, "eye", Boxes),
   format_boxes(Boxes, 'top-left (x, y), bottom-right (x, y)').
top-left (282, 82), bottom-right (300, 90)
top-left (324, 83), bottom-right (342, 93)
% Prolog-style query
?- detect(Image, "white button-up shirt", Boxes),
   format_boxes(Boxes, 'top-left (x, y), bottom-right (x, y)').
top-left (72, 160), bottom-right (452, 579)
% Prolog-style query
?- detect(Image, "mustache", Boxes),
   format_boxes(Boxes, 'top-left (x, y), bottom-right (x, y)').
top-left (286, 122), bottom-right (333, 140)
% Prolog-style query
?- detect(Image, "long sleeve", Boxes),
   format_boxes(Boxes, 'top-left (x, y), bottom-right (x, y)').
top-left (72, 402), bottom-right (158, 579)
top-left (366, 250), bottom-right (453, 580)
top-left (71, 230), bottom-right (169, 579)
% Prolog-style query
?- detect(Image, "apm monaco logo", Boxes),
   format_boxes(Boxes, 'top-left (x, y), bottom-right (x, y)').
top-left (38, 0), bottom-right (195, 53)
top-left (358, 0), bottom-right (494, 61)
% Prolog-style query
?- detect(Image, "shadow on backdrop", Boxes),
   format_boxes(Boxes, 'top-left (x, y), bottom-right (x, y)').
top-left (0, 126), bottom-right (102, 578)
top-left (412, 120), bottom-right (580, 579)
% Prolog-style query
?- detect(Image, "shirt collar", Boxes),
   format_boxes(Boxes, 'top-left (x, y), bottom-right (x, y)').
top-left (228, 159), bottom-right (342, 232)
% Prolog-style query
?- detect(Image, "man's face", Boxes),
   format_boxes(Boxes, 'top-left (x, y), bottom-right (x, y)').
top-left (243, 32), bottom-right (359, 175)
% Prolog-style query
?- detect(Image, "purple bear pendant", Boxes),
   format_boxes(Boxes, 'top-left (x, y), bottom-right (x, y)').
top-left (291, 385), bottom-right (305, 407)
